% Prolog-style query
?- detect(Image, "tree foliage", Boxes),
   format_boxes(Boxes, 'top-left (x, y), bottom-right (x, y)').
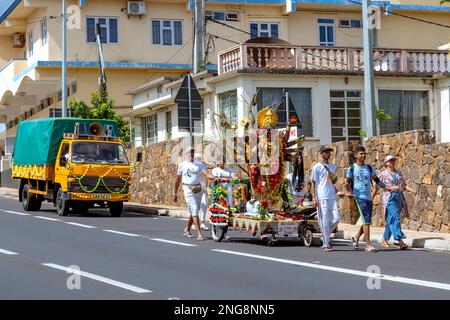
top-left (69, 90), bottom-right (130, 142)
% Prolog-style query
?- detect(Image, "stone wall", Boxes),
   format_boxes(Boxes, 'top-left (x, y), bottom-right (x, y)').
top-left (130, 129), bottom-right (450, 233)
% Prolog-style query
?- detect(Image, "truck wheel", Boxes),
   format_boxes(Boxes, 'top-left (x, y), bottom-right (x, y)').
top-left (56, 188), bottom-right (70, 216)
top-left (109, 201), bottom-right (123, 217)
top-left (22, 184), bottom-right (37, 211)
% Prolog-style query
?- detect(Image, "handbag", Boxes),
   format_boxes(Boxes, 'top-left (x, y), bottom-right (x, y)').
top-left (190, 185), bottom-right (203, 194)
top-left (322, 164), bottom-right (338, 184)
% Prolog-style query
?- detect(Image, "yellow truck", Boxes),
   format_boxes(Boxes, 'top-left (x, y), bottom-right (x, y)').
top-left (12, 118), bottom-right (139, 217)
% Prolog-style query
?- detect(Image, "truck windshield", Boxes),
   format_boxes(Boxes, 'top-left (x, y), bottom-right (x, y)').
top-left (71, 142), bottom-right (129, 165)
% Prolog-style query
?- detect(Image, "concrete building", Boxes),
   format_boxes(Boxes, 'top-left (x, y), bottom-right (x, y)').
top-left (127, 0), bottom-right (450, 148)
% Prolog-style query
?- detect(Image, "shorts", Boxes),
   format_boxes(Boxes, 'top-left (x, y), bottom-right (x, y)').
top-left (183, 185), bottom-right (203, 217)
top-left (355, 198), bottom-right (373, 225)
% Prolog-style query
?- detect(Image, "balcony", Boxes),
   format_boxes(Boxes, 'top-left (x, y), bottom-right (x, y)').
top-left (218, 43), bottom-right (450, 76)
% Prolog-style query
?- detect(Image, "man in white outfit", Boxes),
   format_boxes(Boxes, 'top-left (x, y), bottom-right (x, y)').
top-left (211, 159), bottom-right (234, 207)
top-left (311, 145), bottom-right (344, 252)
top-left (194, 153), bottom-right (209, 231)
top-left (173, 149), bottom-right (217, 240)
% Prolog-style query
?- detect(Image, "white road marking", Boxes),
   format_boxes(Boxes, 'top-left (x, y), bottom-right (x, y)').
top-left (212, 249), bottom-right (450, 292)
top-left (0, 248), bottom-right (19, 255)
top-left (2, 210), bottom-right (30, 216)
top-left (42, 263), bottom-right (152, 294)
top-left (149, 238), bottom-right (198, 247)
top-left (65, 222), bottom-right (97, 229)
top-left (34, 216), bottom-right (61, 222)
top-left (103, 230), bottom-right (141, 237)
top-left (179, 218), bottom-right (189, 221)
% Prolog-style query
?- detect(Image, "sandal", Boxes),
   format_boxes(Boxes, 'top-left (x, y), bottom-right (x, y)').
top-left (381, 239), bottom-right (390, 248)
top-left (183, 231), bottom-right (193, 238)
top-left (196, 236), bottom-right (205, 241)
top-left (352, 237), bottom-right (359, 250)
top-left (365, 246), bottom-right (378, 252)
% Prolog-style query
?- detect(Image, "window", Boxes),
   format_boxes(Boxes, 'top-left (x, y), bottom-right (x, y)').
top-left (317, 18), bottom-right (335, 46)
top-left (250, 22), bottom-right (279, 39)
top-left (27, 30), bottom-right (33, 56)
top-left (72, 81), bottom-right (77, 94)
top-left (256, 88), bottom-right (313, 137)
top-left (218, 91), bottom-right (238, 125)
top-left (213, 12), bottom-right (225, 21)
top-left (378, 91), bottom-right (430, 135)
top-left (330, 90), bottom-right (362, 142)
top-left (146, 114), bottom-right (158, 145)
top-left (86, 17), bottom-right (119, 43)
top-left (49, 108), bottom-right (72, 118)
top-left (41, 18), bottom-right (48, 45)
top-left (339, 19), bottom-right (361, 28)
top-left (131, 118), bottom-right (143, 148)
top-left (166, 111), bottom-right (172, 140)
top-left (152, 20), bottom-right (183, 45)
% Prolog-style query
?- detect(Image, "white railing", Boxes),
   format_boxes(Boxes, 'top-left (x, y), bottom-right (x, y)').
top-left (218, 44), bottom-right (450, 75)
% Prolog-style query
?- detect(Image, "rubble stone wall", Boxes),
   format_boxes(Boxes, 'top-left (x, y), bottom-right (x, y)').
top-left (130, 130), bottom-right (450, 233)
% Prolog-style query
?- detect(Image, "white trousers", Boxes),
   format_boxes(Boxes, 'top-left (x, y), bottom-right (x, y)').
top-left (317, 199), bottom-right (340, 248)
top-left (183, 185), bottom-right (203, 217)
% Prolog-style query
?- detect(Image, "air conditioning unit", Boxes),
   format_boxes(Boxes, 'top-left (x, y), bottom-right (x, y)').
top-left (13, 33), bottom-right (25, 48)
top-left (226, 12), bottom-right (239, 22)
top-left (127, 1), bottom-right (146, 15)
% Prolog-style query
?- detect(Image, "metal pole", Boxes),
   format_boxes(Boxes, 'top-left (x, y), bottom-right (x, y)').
top-left (187, 75), bottom-right (193, 147)
top-left (285, 90), bottom-right (289, 125)
top-left (362, 0), bottom-right (376, 136)
top-left (193, 0), bottom-right (205, 74)
top-left (61, 0), bottom-right (67, 117)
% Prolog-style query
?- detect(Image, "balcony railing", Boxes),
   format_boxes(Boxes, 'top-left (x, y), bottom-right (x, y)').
top-left (218, 44), bottom-right (450, 75)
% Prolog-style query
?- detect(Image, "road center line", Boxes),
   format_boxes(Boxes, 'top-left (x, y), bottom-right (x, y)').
top-left (34, 216), bottom-right (61, 222)
top-left (149, 238), bottom-right (198, 247)
top-left (103, 230), bottom-right (141, 237)
top-left (42, 263), bottom-right (152, 294)
top-left (2, 210), bottom-right (30, 216)
top-left (212, 249), bottom-right (450, 292)
top-left (65, 222), bottom-right (97, 229)
top-left (0, 248), bottom-right (19, 255)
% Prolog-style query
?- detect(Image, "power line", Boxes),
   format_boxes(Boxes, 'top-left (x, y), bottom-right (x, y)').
top-left (207, 19), bottom-right (251, 35)
top-left (346, 0), bottom-right (450, 29)
top-left (208, 33), bottom-right (240, 45)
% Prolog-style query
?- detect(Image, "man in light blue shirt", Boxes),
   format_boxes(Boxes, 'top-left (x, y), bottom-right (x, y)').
top-left (345, 145), bottom-right (388, 252)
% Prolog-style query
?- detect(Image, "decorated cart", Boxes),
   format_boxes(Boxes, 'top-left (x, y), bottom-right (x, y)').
top-left (209, 97), bottom-right (320, 246)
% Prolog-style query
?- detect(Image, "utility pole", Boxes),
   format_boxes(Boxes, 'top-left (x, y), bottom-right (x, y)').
top-left (61, 0), bottom-right (67, 117)
top-left (96, 23), bottom-right (107, 100)
top-left (362, 0), bottom-right (376, 136)
top-left (193, 0), bottom-right (205, 74)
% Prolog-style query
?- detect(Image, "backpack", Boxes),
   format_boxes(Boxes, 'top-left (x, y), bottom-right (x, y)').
top-left (347, 163), bottom-right (374, 191)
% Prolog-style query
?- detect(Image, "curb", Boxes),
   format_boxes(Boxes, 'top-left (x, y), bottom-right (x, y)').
top-left (336, 230), bottom-right (450, 252)
top-left (123, 203), bottom-right (190, 219)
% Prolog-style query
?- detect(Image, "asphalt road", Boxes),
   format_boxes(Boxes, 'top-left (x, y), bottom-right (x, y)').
top-left (0, 194), bottom-right (450, 300)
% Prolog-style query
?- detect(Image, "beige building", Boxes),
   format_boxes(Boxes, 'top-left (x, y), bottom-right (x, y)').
top-left (1, 0), bottom-right (450, 159)
top-left (126, 0), bottom-right (450, 149)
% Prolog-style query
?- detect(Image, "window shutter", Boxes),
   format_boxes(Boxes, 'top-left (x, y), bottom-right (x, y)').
top-left (250, 23), bottom-right (258, 38)
top-left (87, 18), bottom-right (96, 42)
top-left (109, 19), bottom-right (118, 43)
top-left (152, 20), bottom-right (161, 44)
top-left (270, 24), bottom-right (279, 38)
top-left (174, 21), bottom-right (182, 45)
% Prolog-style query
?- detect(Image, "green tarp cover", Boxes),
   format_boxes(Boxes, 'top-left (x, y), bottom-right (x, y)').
top-left (13, 118), bottom-right (119, 166)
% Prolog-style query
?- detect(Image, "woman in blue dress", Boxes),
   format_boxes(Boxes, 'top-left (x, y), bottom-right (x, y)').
top-left (378, 156), bottom-right (417, 250)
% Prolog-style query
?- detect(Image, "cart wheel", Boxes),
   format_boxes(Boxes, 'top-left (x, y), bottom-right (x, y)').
top-left (211, 225), bottom-right (227, 242)
top-left (302, 230), bottom-right (313, 247)
top-left (267, 236), bottom-right (277, 247)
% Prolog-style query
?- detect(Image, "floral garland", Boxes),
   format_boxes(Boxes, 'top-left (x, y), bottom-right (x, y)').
top-left (74, 164), bottom-right (130, 194)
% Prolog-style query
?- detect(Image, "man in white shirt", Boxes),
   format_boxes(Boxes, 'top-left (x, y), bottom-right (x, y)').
top-left (211, 159), bottom-right (234, 207)
top-left (311, 145), bottom-right (344, 252)
top-left (193, 153), bottom-right (209, 231)
top-left (173, 149), bottom-right (217, 240)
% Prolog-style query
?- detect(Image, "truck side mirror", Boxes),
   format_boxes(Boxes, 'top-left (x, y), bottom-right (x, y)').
top-left (59, 156), bottom-right (67, 167)
top-left (136, 152), bottom-right (142, 163)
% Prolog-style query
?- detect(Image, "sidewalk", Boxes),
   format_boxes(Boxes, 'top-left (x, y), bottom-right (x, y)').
top-left (1, 187), bottom-right (449, 252)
